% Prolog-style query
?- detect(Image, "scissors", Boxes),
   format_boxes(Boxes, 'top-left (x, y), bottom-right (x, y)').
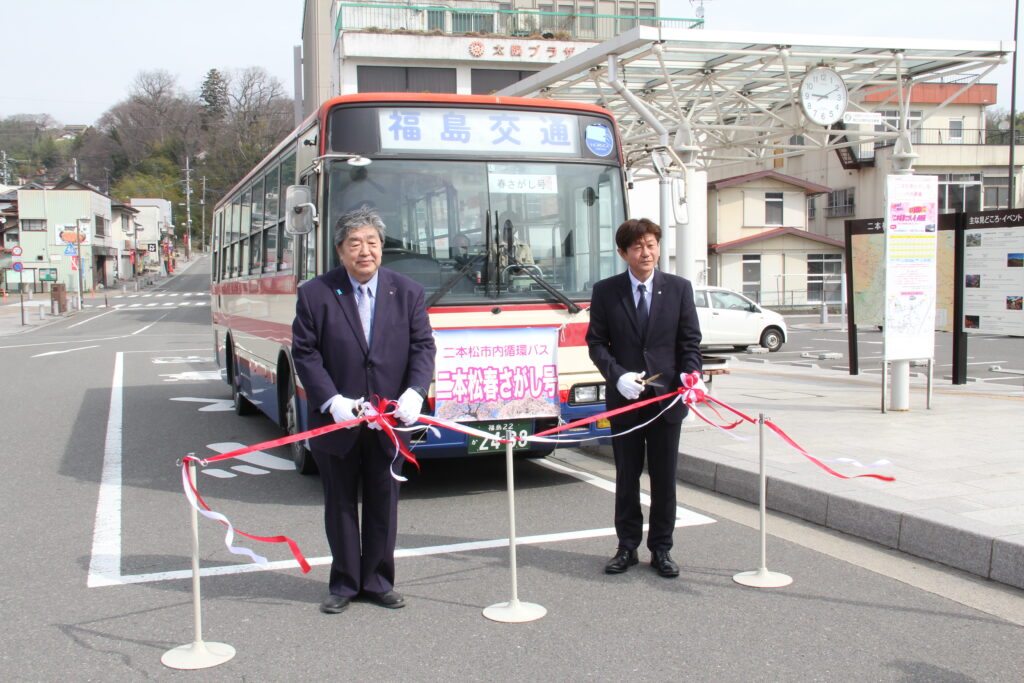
top-left (635, 372), bottom-right (664, 389)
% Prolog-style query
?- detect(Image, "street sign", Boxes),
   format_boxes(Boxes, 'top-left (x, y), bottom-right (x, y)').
top-left (12, 262), bottom-right (23, 272)
top-left (148, 244), bottom-right (157, 252)
top-left (11, 246), bottom-right (22, 257)
top-left (71, 255), bottom-right (79, 271)
top-left (64, 244), bottom-right (78, 256)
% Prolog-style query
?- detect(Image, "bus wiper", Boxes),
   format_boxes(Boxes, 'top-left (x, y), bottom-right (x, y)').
top-left (426, 255), bottom-right (484, 308)
top-left (502, 261), bottom-right (581, 314)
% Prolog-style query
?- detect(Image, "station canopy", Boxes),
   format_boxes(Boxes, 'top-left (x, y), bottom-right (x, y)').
top-left (498, 26), bottom-right (1012, 179)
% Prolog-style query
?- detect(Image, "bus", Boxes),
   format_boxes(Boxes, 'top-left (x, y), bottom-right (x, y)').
top-left (211, 93), bottom-right (627, 474)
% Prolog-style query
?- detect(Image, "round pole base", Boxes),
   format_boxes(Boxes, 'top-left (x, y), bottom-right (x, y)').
top-left (733, 568), bottom-right (793, 588)
top-left (161, 640), bottom-right (236, 670)
top-left (483, 599), bottom-right (547, 623)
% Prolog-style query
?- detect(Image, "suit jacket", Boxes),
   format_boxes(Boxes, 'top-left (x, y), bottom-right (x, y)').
top-left (586, 270), bottom-right (702, 427)
top-left (292, 266), bottom-right (436, 454)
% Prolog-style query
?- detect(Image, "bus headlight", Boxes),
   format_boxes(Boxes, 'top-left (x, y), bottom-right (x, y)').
top-left (570, 383), bottom-right (605, 405)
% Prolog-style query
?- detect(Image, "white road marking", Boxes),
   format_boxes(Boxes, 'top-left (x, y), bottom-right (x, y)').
top-left (160, 370), bottom-right (223, 382)
top-left (206, 442), bottom-right (295, 470)
top-left (68, 307), bottom-right (120, 328)
top-left (31, 344), bottom-right (99, 358)
top-left (154, 356), bottom-right (214, 364)
top-left (232, 465), bottom-right (270, 475)
top-left (87, 352), bottom-right (124, 588)
top-left (170, 397), bottom-right (233, 412)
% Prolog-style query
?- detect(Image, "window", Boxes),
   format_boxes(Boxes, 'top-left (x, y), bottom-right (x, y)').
top-left (579, 4), bottom-right (595, 31)
top-left (452, 11), bottom-right (493, 33)
top-left (826, 188), bottom-right (855, 218)
top-left (21, 219), bottom-right (46, 231)
top-left (357, 66), bottom-right (457, 94)
top-left (693, 289), bottom-right (709, 308)
top-left (427, 9), bottom-right (445, 31)
top-left (937, 173), bottom-right (981, 214)
top-left (3, 230), bottom-right (18, 247)
top-left (984, 176), bottom-right (1009, 211)
top-left (742, 254), bottom-right (761, 302)
top-left (94, 215), bottom-right (108, 237)
top-left (808, 253), bottom-right (843, 303)
top-left (471, 69), bottom-right (539, 95)
top-left (875, 110), bottom-right (922, 146)
top-left (765, 191), bottom-right (784, 225)
top-left (949, 118), bottom-right (964, 142)
top-left (619, 2), bottom-right (637, 30)
top-left (121, 214), bottom-right (131, 234)
top-left (807, 196), bottom-right (816, 221)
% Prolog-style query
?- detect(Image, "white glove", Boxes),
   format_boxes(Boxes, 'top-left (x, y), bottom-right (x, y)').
top-left (679, 371), bottom-right (707, 403)
top-left (616, 371), bottom-right (645, 400)
top-left (360, 401), bottom-right (382, 430)
top-left (327, 394), bottom-right (362, 427)
top-left (393, 388), bottom-right (424, 426)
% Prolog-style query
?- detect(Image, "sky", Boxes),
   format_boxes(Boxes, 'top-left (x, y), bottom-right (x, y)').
top-left (3, 0), bottom-right (1021, 127)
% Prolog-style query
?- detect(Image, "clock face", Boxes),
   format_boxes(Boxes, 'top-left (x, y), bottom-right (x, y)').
top-left (799, 67), bottom-right (849, 126)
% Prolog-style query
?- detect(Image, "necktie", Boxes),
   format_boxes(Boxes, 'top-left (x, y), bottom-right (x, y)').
top-left (358, 285), bottom-right (372, 344)
top-left (636, 283), bottom-right (649, 332)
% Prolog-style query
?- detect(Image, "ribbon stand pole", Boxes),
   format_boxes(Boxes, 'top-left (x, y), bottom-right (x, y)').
top-left (483, 431), bottom-right (546, 623)
top-left (162, 458), bottom-right (236, 669)
top-left (733, 414), bottom-right (793, 589)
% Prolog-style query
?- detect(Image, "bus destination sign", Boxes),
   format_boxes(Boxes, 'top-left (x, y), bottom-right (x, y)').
top-left (378, 108), bottom-right (580, 156)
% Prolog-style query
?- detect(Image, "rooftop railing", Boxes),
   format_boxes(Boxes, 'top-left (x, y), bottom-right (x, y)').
top-left (335, 2), bottom-right (702, 41)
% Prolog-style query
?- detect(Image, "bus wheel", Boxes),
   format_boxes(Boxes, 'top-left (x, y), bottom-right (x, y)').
top-left (286, 375), bottom-right (317, 475)
top-left (231, 353), bottom-right (256, 416)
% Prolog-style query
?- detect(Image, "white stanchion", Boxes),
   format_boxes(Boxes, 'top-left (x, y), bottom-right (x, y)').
top-left (483, 432), bottom-right (547, 623)
top-left (733, 414), bottom-right (793, 589)
top-left (162, 459), bottom-right (236, 669)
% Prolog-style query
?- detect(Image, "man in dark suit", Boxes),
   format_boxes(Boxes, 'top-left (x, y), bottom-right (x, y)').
top-left (292, 206), bottom-right (435, 614)
top-left (586, 218), bottom-right (704, 578)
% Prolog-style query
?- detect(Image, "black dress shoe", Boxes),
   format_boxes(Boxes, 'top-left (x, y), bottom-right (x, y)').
top-left (651, 549), bottom-right (680, 578)
top-left (319, 594), bottom-right (352, 614)
top-left (604, 547), bottom-right (639, 574)
top-left (363, 590), bottom-right (406, 609)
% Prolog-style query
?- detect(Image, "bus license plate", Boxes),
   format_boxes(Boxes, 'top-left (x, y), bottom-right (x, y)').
top-left (467, 420), bottom-right (532, 454)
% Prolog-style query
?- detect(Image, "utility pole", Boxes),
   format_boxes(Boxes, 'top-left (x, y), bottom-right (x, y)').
top-left (1, 150), bottom-right (9, 185)
top-left (184, 157), bottom-right (193, 260)
top-left (200, 175), bottom-right (207, 253)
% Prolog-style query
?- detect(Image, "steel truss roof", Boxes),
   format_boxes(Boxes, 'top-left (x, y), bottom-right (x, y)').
top-left (498, 26), bottom-right (1012, 179)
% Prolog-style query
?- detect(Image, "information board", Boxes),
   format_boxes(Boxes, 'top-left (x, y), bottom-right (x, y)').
top-left (883, 175), bottom-right (939, 361)
top-left (962, 210), bottom-right (1024, 335)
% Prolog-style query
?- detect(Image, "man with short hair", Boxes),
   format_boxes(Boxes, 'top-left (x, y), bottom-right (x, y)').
top-left (586, 217), bottom-right (704, 577)
top-left (292, 205), bottom-right (435, 613)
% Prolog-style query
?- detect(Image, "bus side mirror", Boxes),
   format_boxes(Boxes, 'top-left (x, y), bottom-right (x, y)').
top-left (285, 185), bottom-right (317, 235)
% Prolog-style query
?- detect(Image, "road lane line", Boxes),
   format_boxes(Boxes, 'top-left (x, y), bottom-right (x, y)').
top-left (68, 307), bottom-right (120, 328)
top-left (31, 344), bottom-right (99, 358)
top-left (87, 351), bottom-right (124, 588)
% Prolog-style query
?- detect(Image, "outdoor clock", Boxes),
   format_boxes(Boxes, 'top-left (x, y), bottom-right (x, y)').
top-left (799, 66), bottom-right (849, 126)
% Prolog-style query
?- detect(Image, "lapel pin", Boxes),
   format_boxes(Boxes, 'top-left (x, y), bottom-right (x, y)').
top-left (335, 288), bottom-right (343, 295)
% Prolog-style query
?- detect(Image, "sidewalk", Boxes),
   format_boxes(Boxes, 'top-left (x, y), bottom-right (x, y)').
top-left (583, 360), bottom-right (1024, 590)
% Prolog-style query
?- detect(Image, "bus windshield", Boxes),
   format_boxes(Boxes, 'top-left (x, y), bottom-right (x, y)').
top-left (325, 158), bottom-right (625, 305)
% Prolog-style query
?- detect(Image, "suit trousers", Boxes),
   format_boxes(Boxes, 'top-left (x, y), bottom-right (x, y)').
top-left (313, 427), bottom-right (401, 598)
top-left (611, 417), bottom-right (682, 552)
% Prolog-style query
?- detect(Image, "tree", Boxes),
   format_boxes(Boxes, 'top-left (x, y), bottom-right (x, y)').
top-left (200, 68), bottom-right (229, 130)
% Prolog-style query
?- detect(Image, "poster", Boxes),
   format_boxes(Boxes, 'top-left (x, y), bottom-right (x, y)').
top-left (883, 175), bottom-right (938, 361)
top-left (433, 327), bottom-right (559, 422)
top-left (962, 211), bottom-right (1024, 336)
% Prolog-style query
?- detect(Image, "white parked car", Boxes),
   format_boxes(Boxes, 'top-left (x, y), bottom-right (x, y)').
top-left (693, 286), bottom-right (787, 352)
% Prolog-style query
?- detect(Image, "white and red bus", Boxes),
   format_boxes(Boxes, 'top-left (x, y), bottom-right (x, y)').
top-left (211, 93), bottom-right (627, 473)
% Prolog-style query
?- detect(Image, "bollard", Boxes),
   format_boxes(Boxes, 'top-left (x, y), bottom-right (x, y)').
top-left (483, 431), bottom-right (546, 623)
top-left (733, 414), bottom-right (793, 589)
top-left (819, 302), bottom-right (829, 324)
top-left (162, 459), bottom-right (236, 669)
top-left (38, 304), bottom-right (45, 320)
